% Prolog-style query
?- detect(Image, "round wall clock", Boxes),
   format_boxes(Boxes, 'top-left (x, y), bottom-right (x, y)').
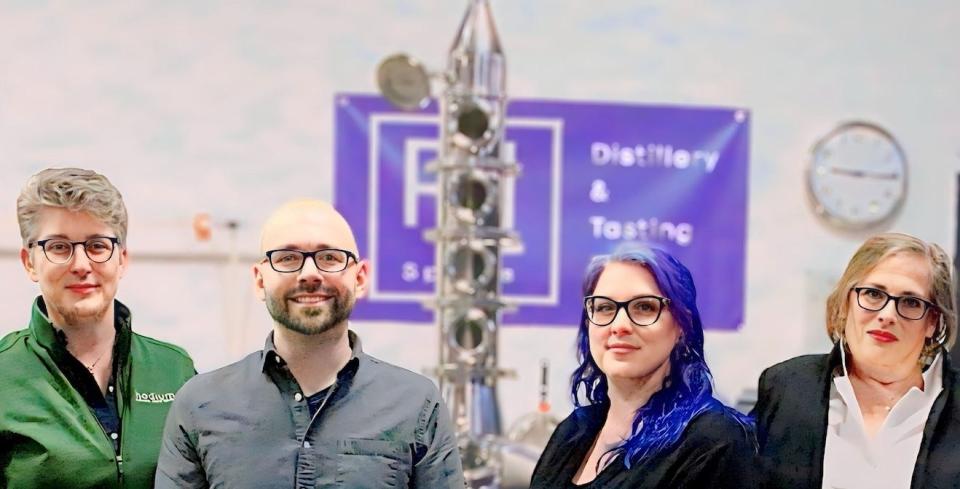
top-left (806, 121), bottom-right (908, 231)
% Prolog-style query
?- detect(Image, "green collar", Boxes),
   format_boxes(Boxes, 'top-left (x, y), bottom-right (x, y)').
top-left (28, 296), bottom-right (133, 367)
top-left (30, 296), bottom-right (133, 394)
top-left (27, 295), bottom-right (137, 416)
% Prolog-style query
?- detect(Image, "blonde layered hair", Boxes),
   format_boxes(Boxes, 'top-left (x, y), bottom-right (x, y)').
top-left (825, 233), bottom-right (957, 359)
top-left (17, 168), bottom-right (128, 246)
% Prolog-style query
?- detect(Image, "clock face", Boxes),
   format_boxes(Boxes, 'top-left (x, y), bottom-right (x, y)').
top-left (806, 122), bottom-right (907, 230)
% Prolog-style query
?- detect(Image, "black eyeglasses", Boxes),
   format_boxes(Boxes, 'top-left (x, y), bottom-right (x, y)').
top-left (584, 295), bottom-right (672, 327)
top-left (852, 286), bottom-right (937, 321)
top-left (28, 237), bottom-right (120, 264)
top-left (264, 248), bottom-right (358, 273)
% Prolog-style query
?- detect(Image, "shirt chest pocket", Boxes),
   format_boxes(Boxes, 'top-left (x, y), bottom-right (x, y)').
top-left (335, 438), bottom-right (412, 488)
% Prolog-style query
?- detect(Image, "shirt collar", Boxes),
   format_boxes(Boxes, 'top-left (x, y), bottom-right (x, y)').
top-left (260, 328), bottom-right (363, 376)
top-left (28, 296), bottom-right (134, 404)
top-left (837, 337), bottom-right (944, 392)
top-left (29, 296), bottom-right (133, 352)
top-left (833, 340), bottom-right (945, 428)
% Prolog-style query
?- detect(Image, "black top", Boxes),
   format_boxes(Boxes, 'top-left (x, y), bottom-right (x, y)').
top-left (46, 301), bottom-right (125, 454)
top-left (753, 344), bottom-right (960, 489)
top-left (530, 403), bottom-right (756, 489)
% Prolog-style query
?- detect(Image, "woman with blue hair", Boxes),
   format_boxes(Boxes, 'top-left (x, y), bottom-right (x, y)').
top-left (530, 245), bottom-right (754, 488)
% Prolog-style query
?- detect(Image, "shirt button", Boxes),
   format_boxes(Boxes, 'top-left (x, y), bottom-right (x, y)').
top-left (304, 441), bottom-right (312, 448)
top-left (294, 393), bottom-right (303, 402)
top-left (274, 355), bottom-right (281, 364)
top-left (108, 385), bottom-right (114, 393)
top-left (110, 433), bottom-right (119, 440)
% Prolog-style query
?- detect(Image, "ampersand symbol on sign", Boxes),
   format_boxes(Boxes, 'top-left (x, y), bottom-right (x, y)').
top-left (590, 179), bottom-right (610, 203)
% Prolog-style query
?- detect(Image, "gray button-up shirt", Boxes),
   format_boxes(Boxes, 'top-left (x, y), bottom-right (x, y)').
top-left (155, 331), bottom-right (465, 488)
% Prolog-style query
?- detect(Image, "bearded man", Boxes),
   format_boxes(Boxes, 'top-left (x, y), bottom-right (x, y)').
top-left (155, 199), bottom-right (465, 489)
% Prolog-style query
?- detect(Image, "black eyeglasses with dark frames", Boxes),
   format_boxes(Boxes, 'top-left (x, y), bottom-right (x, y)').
top-left (28, 237), bottom-right (121, 264)
top-left (264, 248), bottom-right (358, 273)
top-left (852, 286), bottom-right (938, 321)
top-left (584, 295), bottom-right (672, 327)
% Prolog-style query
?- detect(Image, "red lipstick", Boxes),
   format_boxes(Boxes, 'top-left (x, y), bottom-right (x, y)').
top-left (867, 330), bottom-right (898, 343)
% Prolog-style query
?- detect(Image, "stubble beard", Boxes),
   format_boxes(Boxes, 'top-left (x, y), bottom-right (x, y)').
top-left (267, 283), bottom-right (354, 336)
top-left (50, 297), bottom-right (111, 328)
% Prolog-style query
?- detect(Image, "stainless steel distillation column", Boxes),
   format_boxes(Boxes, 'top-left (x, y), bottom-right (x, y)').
top-left (376, 2), bottom-right (521, 488)
top-left (431, 2), bottom-right (517, 488)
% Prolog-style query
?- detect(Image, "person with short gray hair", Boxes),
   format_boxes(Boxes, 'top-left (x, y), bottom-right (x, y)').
top-left (16, 167), bottom-right (130, 247)
top-left (0, 167), bottom-right (196, 488)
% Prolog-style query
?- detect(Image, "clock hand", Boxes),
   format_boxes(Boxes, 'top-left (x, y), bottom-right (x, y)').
top-left (828, 167), bottom-right (900, 180)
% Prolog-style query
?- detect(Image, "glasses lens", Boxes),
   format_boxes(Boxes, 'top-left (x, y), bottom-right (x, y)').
top-left (627, 297), bottom-right (664, 326)
top-left (270, 250), bottom-right (305, 272)
top-left (896, 296), bottom-right (927, 320)
top-left (857, 288), bottom-right (889, 311)
top-left (42, 240), bottom-right (74, 263)
top-left (314, 250), bottom-right (349, 272)
top-left (84, 238), bottom-right (115, 263)
top-left (587, 297), bottom-right (618, 325)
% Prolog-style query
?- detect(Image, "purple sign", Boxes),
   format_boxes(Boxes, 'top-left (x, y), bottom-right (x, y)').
top-left (334, 94), bottom-right (748, 330)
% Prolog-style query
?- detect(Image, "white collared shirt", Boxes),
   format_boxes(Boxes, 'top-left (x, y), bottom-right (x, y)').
top-left (821, 351), bottom-right (943, 489)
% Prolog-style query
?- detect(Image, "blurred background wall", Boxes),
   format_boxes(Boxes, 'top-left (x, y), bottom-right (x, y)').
top-left (0, 0), bottom-right (957, 427)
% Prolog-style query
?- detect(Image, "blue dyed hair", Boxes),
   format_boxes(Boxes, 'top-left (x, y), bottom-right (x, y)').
top-left (570, 244), bottom-right (732, 468)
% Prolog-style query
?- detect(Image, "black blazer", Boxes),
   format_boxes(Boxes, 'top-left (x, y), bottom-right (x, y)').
top-left (753, 345), bottom-right (960, 489)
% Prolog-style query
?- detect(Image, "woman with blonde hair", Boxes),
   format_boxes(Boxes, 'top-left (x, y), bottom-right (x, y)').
top-left (753, 232), bottom-right (959, 488)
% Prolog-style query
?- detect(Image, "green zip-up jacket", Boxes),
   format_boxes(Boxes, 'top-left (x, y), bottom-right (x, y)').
top-left (0, 297), bottom-right (195, 488)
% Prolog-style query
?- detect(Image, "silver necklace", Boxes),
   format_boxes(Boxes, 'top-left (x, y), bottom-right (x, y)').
top-left (84, 347), bottom-right (110, 373)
